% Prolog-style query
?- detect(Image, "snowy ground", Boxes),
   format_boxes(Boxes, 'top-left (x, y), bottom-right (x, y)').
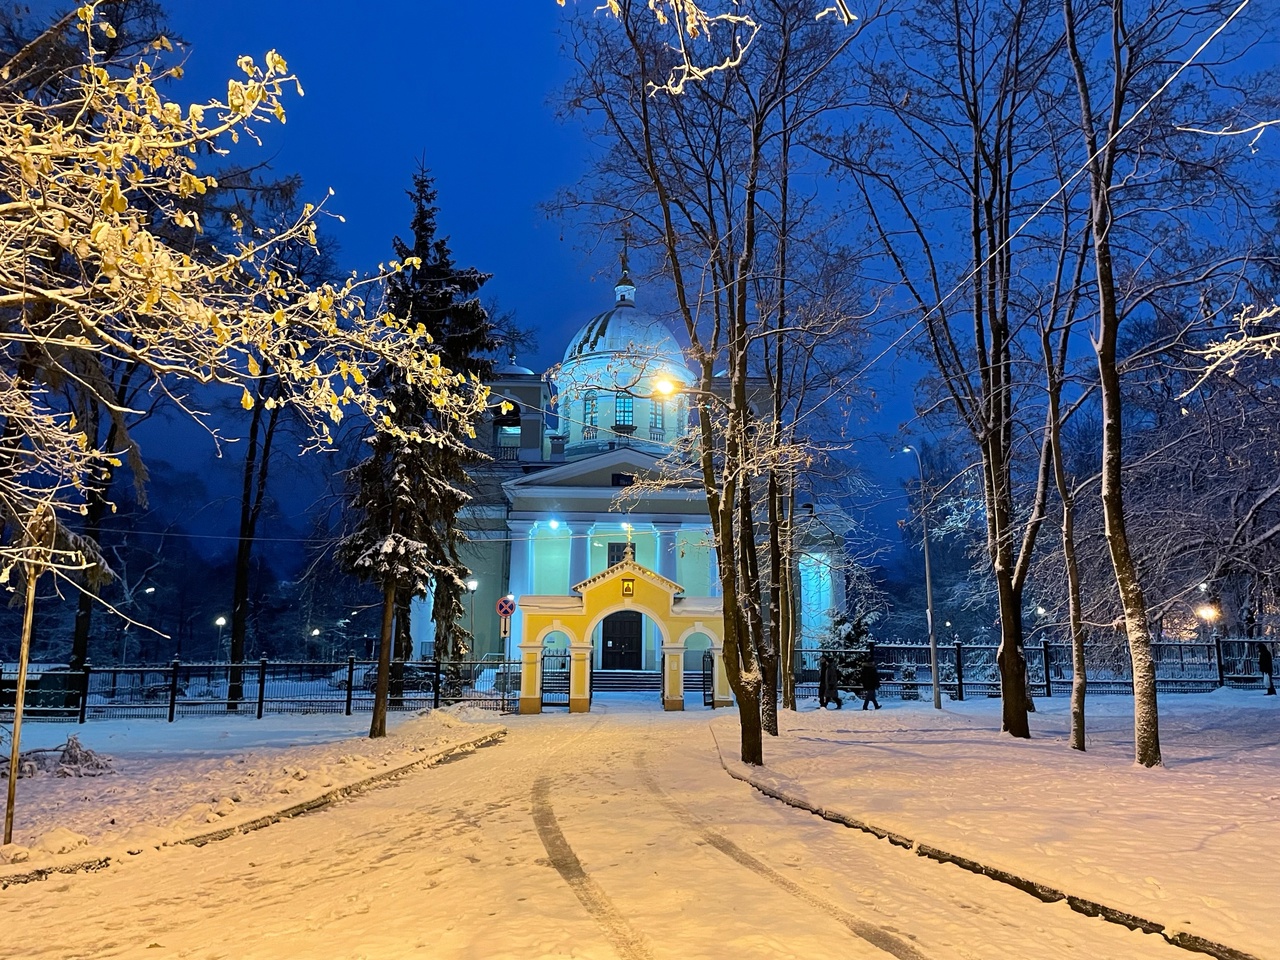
top-left (1, 708), bottom-right (504, 862)
top-left (1, 691), bottom-right (1274, 959)
top-left (747, 689), bottom-right (1280, 960)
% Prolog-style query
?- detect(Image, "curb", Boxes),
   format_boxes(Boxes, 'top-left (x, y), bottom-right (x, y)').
top-left (1, 726), bottom-right (506, 889)
top-left (708, 727), bottom-right (1258, 960)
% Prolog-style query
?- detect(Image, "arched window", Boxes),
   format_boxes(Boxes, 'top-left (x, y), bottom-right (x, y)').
top-left (615, 392), bottom-right (634, 427)
top-left (583, 391), bottom-right (598, 440)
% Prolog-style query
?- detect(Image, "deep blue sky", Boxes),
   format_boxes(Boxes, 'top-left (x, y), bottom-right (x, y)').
top-left (154, 1), bottom-right (917, 553)
top-left (171, 1), bottom-right (610, 375)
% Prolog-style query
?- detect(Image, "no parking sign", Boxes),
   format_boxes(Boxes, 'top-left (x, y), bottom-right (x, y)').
top-left (497, 596), bottom-right (515, 638)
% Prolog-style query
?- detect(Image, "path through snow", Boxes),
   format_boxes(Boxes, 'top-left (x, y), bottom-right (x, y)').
top-left (0, 696), bottom-right (1229, 959)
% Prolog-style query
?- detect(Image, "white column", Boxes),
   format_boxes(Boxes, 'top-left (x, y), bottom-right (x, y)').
top-left (507, 519), bottom-right (535, 660)
top-left (830, 552), bottom-right (846, 612)
top-left (568, 522), bottom-right (590, 591)
top-left (653, 522), bottom-right (680, 583)
top-left (706, 528), bottom-right (722, 597)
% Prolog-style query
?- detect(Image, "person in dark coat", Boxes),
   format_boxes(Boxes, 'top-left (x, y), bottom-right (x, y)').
top-left (859, 657), bottom-right (881, 710)
top-left (818, 653), bottom-right (842, 709)
top-left (1259, 642), bottom-right (1275, 696)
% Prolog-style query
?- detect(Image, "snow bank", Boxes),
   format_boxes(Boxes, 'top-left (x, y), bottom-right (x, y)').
top-left (1, 706), bottom-right (504, 871)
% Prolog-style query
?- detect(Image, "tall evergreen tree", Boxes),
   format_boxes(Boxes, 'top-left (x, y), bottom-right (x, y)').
top-left (384, 168), bottom-right (497, 671)
top-left (338, 167), bottom-right (496, 735)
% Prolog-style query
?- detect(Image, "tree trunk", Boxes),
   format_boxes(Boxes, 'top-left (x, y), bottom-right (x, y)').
top-left (1063, 0), bottom-right (1161, 767)
top-left (228, 383), bottom-right (280, 707)
top-left (70, 487), bottom-right (108, 669)
top-left (993, 569), bottom-right (1031, 736)
top-left (391, 588), bottom-right (412, 706)
top-left (742, 483), bottom-right (777, 737)
top-left (767, 472), bottom-right (784, 717)
top-left (369, 578), bottom-right (396, 739)
top-left (1047, 361), bottom-right (1089, 751)
top-left (779, 487), bottom-right (798, 711)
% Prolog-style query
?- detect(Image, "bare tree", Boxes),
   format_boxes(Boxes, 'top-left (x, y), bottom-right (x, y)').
top-left (1059, 0), bottom-right (1275, 766)
top-left (824, 0), bottom-right (1069, 737)
top-left (563, 0), bottom-right (869, 762)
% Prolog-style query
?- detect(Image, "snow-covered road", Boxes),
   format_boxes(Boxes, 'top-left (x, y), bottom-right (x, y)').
top-left (2, 700), bottom-right (1187, 960)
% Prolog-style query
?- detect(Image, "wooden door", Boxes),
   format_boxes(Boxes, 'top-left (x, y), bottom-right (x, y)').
top-left (601, 611), bottom-right (642, 670)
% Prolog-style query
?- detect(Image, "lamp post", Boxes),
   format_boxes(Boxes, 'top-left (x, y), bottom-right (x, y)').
top-left (1196, 602), bottom-right (1219, 641)
top-left (466, 579), bottom-right (479, 641)
top-left (215, 616), bottom-right (227, 660)
top-left (903, 445), bottom-right (941, 709)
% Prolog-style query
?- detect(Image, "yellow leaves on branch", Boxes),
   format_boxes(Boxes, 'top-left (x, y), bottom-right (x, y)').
top-left (2, 0), bottom-right (488, 531)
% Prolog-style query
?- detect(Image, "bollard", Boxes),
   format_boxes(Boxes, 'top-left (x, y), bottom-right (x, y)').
top-left (954, 640), bottom-right (965, 701)
top-left (168, 659), bottom-right (180, 722)
top-left (256, 657), bottom-right (268, 719)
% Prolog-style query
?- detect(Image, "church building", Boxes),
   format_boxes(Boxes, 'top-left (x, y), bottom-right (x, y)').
top-left (411, 261), bottom-right (844, 711)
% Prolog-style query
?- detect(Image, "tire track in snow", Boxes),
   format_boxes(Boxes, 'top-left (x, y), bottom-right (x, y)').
top-left (634, 752), bottom-right (929, 960)
top-left (531, 775), bottom-right (656, 960)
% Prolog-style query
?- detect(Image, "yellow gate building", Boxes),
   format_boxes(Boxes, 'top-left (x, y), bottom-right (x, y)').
top-left (517, 546), bottom-right (732, 713)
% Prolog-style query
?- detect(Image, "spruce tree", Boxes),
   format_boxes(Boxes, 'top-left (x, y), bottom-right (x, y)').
top-left (385, 167), bottom-right (497, 672)
top-left (338, 167), bottom-right (496, 734)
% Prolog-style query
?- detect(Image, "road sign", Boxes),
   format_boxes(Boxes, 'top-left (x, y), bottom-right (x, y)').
top-left (500, 616), bottom-right (511, 639)
top-left (496, 596), bottom-right (516, 618)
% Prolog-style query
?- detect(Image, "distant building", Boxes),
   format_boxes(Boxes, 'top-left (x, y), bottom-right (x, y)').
top-left (411, 261), bottom-right (843, 707)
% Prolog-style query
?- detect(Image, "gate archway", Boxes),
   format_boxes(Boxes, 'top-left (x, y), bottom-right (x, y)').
top-left (515, 549), bottom-right (726, 713)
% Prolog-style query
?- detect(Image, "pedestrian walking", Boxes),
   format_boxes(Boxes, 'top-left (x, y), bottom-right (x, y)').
top-left (818, 652), bottom-right (842, 709)
top-left (1258, 642), bottom-right (1275, 696)
top-left (859, 657), bottom-right (881, 710)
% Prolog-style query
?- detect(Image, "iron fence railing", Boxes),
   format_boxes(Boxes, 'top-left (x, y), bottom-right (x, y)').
top-left (1, 657), bottom-right (521, 723)
top-left (794, 637), bottom-right (1276, 701)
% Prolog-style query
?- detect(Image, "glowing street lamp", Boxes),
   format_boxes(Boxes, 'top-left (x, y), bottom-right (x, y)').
top-left (466, 579), bottom-right (479, 638)
top-left (215, 616), bottom-right (227, 659)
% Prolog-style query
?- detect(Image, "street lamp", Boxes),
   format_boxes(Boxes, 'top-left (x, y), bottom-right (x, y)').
top-left (215, 616), bottom-right (227, 660)
top-left (903, 445), bottom-right (941, 709)
top-left (466, 579), bottom-right (479, 639)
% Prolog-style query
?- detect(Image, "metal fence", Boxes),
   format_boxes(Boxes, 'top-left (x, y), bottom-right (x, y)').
top-left (0, 657), bottom-right (521, 722)
top-left (540, 650), bottom-right (571, 709)
top-left (795, 637), bottom-right (1276, 701)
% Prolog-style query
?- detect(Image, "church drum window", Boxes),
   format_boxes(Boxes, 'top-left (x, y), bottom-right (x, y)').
top-left (583, 390), bottom-right (598, 440)
top-left (614, 392), bottom-right (634, 428)
top-left (649, 398), bottom-right (665, 441)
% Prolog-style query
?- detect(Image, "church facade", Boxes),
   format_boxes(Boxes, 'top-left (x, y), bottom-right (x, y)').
top-left (410, 266), bottom-right (844, 707)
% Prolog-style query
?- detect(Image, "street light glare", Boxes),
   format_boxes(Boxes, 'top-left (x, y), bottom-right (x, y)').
top-left (310, 628), bottom-right (321, 636)
top-left (1196, 604), bottom-right (1219, 622)
top-left (215, 616), bottom-right (226, 627)
top-left (466, 579), bottom-right (479, 592)
top-left (654, 378), bottom-right (675, 395)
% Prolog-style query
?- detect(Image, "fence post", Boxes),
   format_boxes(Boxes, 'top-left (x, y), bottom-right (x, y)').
top-left (78, 661), bottom-right (92, 724)
top-left (168, 658), bottom-right (180, 723)
top-left (345, 656), bottom-right (355, 716)
top-left (433, 657), bottom-right (441, 710)
top-left (256, 657), bottom-right (268, 719)
top-left (1214, 636), bottom-right (1225, 688)
top-left (954, 640), bottom-right (964, 701)
top-left (1042, 640), bottom-right (1052, 698)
